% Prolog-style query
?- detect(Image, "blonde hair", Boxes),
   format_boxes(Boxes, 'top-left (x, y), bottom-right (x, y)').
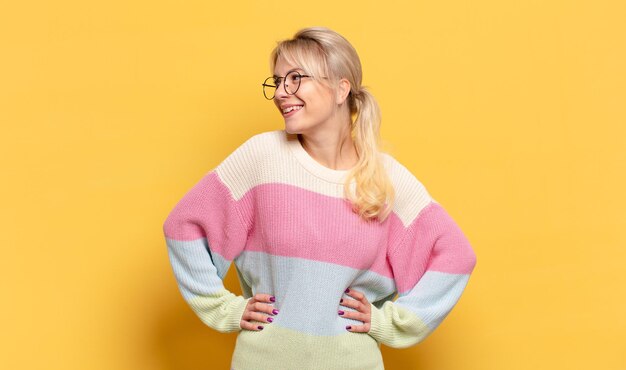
top-left (270, 27), bottom-right (395, 222)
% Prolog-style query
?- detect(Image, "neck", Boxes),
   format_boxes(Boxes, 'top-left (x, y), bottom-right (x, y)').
top-left (297, 127), bottom-right (358, 171)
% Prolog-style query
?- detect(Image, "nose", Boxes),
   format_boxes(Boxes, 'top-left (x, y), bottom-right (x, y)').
top-left (274, 81), bottom-right (289, 100)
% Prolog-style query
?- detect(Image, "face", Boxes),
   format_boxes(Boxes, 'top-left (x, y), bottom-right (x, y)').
top-left (272, 57), bottom-right (347, 135)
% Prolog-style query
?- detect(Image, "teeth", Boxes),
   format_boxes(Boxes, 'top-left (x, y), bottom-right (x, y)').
top-left (282, 105), bottom-right (303, 114)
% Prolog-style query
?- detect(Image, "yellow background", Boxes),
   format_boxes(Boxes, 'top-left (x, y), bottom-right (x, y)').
top-left (1, 0), bottom-right (624, 369)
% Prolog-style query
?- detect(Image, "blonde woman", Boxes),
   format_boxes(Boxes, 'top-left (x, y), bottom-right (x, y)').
top-left (163, 27), bottom-right (477, 369)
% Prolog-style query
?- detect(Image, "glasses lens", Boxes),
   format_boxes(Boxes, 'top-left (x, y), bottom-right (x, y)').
top-left (284, 71), bottom-right (302, 95)
top-left (263, 77), bottom-right (277, 99)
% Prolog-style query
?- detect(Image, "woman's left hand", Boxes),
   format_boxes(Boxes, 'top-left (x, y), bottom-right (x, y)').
top-left (338, 288), bottom-right (371, 333)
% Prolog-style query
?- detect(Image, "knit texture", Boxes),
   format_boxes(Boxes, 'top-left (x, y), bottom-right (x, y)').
top-left (163, 129), bottom-right (477, 370)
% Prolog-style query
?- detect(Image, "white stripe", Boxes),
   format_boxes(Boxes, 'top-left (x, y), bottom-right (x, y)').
top-left (214, 129), bottom-right (434, 227)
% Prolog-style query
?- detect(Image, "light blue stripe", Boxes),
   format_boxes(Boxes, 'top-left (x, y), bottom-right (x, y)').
top-left (233, 251), bottom-right (396, 336)
top-left (395, 270), bottom-right (470, 330)
top-left (166, 237), bottom-right (232, 300)
top-left (166, 244), bottom-right (465, 338)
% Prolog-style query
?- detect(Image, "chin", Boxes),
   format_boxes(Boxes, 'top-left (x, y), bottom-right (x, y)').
top-left (284, 122), bottom-right (304, 135)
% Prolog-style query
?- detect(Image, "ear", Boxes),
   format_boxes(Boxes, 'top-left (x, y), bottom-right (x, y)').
top-left (336, 78), bottom-right (351, 105)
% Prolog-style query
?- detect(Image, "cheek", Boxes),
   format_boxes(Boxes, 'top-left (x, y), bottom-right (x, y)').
top-left (298, 88), bottom-right (333, 112)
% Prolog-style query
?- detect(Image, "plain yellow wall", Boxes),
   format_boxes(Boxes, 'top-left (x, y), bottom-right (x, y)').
top-left (1, 0), bottom-right (624, 369)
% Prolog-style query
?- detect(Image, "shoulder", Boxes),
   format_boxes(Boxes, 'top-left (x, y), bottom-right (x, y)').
top-left (380, 152), bottom-right (435, 227)
top-left (245, 129), bottom-right (285, 146)
top-left (226, 129), bottom-right (282, 155)
top-left (215, 129), bottom-right (282, 166)
top-left (213, 129), bottom-right (283, 198)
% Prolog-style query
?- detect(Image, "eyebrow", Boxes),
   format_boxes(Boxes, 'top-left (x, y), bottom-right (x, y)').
top-left (272, 68), bottom-right (302, 78)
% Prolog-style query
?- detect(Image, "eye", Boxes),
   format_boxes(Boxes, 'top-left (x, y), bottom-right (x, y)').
top-left (273, 77), bottom-right (282, 86)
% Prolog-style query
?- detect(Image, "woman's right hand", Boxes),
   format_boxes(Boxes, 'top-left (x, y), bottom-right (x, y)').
top-left (239, 293), bottom-right (279, 331)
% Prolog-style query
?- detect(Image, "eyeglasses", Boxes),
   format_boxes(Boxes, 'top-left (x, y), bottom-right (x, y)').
top-left (262, 70), bottom-right (311, 100)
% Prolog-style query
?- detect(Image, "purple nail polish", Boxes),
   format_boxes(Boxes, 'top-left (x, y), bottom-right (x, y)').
top-left (272, 309), bottom-right (279, 315)
top-left (270, 296), bottom-right (276, 302)
top-left (340, 298), bottom-right (343, 303)
top-left (346, 325), bottom-right (352, 330)
top-left (258, 325), bottom-right (264, 330)
top-left (338, 310), bottom-right (344, 315)
top-left (345, 288), bottom-right (350, 293)
top-left (267, 317), bottom-right (273, 323)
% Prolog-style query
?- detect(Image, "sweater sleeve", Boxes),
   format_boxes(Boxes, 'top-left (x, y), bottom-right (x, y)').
top-left (367, 200), bottom-right (477, 348)
top-left (163, 139), bottom-right (258, 333)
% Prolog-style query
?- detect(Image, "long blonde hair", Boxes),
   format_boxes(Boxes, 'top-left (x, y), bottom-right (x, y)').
top-left (270, 27), bottom-right (395, 222)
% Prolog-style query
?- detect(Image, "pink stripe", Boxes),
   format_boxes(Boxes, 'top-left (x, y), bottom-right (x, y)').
top-left (164, 175), bottom-right (475, 284)
top-left (163, 171), bottom-right (249, 260)
top-left (240, 183), bottom-right (401, 278)
top-left (389, 202), bottom-right (477, 293)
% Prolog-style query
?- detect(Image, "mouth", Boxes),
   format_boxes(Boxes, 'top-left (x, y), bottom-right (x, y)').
top-left (281, 105), bottom-right (304, 117)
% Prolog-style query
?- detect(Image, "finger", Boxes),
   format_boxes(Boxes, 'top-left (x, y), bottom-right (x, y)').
top-left (338, 309), bottom-right (368, 323)
top-left (240, 319), bottom-right (265, 331)
top-left (346, 289), bottom-right (372, 313)
top-left (345, 288), bottom-right (366, 302)
top-left (243, 310), bottom-right (274, 324)
top-left (252, 301), bottom-right (279, 316)
top-left (253, 293), bottom-right (276, 304)
top-left (339, 297), bottom-right (361, 310)
top-left (345, 323), bottom-right (371, 333)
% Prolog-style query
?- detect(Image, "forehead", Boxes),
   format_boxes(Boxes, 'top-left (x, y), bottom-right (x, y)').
top-left (273, 57), bottom-right (304, 75)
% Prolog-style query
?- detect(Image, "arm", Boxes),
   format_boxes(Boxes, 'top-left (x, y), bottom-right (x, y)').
top-left (163, 170), bottom-right (251, 333)
top-left (368, 201), bottom-right (477, 348)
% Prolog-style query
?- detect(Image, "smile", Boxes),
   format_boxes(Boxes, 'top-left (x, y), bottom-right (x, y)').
top-left (282, 105), bottom-right (303, 114)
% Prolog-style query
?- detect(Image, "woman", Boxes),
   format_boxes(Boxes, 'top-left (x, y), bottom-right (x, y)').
top-left (163, 27), bottom-right (477, 370)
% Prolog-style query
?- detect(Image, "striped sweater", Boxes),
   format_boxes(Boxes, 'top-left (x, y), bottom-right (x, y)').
top-left (163, 129), bottom-right (477, 370)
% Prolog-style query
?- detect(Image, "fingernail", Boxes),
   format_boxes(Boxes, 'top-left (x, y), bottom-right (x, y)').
top-left (340, 298), bottom-right (343, 303)
top-left (338, 310), bottom-right (344, 315)
top-left (258, 325), bottom-right (264, 330)
top-left (270, 296), bottom-right (276, 302)
top-left (272, 309), bottom-right (279, 315)
top-left (267, 317), bottom-right (273, 323)
top-left (346, 325), bottom-right (352, 330)
top-left (345, 288), bottom-right (350, 293)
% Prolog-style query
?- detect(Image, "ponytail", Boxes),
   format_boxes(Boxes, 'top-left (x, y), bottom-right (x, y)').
top-left (344, 86), bottom-right (396, 222)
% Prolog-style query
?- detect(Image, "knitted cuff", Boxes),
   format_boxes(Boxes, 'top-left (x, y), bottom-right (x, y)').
top-left (224, 296), bottom-right (251, 332)
top-left (367, 302), bottom-right (386, 344)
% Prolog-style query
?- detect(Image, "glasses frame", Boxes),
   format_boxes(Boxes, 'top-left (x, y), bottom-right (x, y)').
top-left (262, 70), bottom-right (312, 100)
